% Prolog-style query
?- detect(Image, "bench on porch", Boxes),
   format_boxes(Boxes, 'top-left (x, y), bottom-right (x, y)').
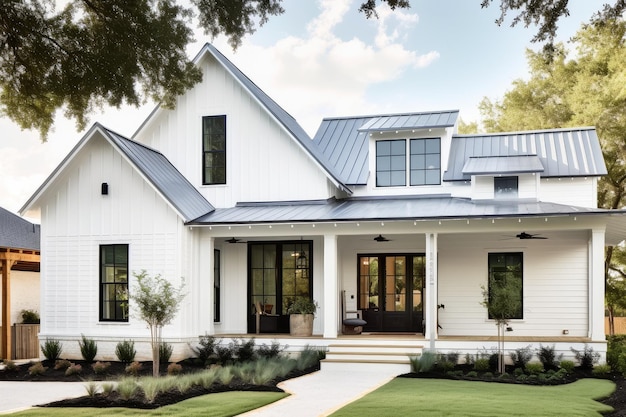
top-left (342, 291), bottom-right (366, 335)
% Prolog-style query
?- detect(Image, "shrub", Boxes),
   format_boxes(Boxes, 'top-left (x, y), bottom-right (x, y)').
top-left (473, 358), bottom-right (490, 372)
top-left (525, 362), bottom-right (545, 375)
top-left (115, 340), bottom-right (136, 363)
top-left (443, 351), bottom-right (460, 364)
top-left (84, 381), bottom-right (99, 397)
top-left (514, 367), bottom-right (525, 376)
top-left (232, 338), bottom-right (256, 363)
top-left (117, 378), bottom-right (139, 400)
top-left (79, 334), bottom-right (98, 362)
top-left (192, 334), bottom-right (220, 366)
top-left (91, 361), bottom-right (111, 375)
top-left (167, 362), bottom-right (183, 375)
top-left (296, 345), bottom-right (325, 370)
top-left (607, 335), bottom-right (626, 372)
top-left (65, 363), bottom-right (82, 376)
top-left (483, 372), bottom-right (494, 378)
top-left (28, 362), bottom-right (47, 376)
top-left (101, 383), bottom-right (115, 396)
top-left (536, 344), bottom-right (562, 370)
top-left (592, 364), bottom-right (612, 376)
top-left (41, 339), bottom-right (63, 361)
top-left (20, 309), bottom-right (40, 324)
top-left (509, 345), bottom-right (533, 368)
top-left (409, 350), bottom-right (437, 373)
top-left (215, 345), bottom-right (235, 365)
top-left (437, 359), bottom-right (456, 372)
top-left (217, 366), bottom-right (234, 385)
top-left (54, 359), bottom-right (72, 370)
top-left (571, 345), bottom-right (600, 370)
top-left (3, 360), bottom-right (18, 372)
top-left (516, 374), bottom-right (528, 382)
top-left (466, 370), bottom-right (478, 378)
top-left (559, 360), bottom-right (575, 373)
top-left (257, 340), bottom-right (285, 359)
top-left (125, 361), bottom-right (143, 376)
top-left (159, 342), bottom-right (173, 363)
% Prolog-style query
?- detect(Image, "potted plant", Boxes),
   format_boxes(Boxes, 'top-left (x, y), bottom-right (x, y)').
top-left (287, 297), bottom-right (318, 336)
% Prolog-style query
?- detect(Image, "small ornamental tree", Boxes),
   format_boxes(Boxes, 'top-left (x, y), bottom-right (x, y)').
top-left (130, 270), bottom-right (185, 377)
top-left (481, 275), bottom-right (522, 374)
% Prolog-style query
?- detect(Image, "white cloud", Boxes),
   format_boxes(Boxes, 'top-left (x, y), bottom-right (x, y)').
top-left (217, 0), bottom-right (439, 134)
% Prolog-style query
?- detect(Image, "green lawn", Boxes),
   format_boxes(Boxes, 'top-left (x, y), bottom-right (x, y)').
top-left (329, 378), bottom-right (615, 417)
top-left (9, 391), bottom-right (288, 417)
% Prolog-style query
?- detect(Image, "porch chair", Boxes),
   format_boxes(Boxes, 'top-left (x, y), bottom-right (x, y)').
top-left (341, 290), bottom-right (367, 335)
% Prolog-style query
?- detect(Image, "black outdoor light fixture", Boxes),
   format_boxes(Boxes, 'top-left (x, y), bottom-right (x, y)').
top-left (101, 182), bottom-right (109, 195)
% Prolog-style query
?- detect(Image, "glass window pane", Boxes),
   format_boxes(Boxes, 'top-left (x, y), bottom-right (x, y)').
top-left (425, 138), bottom-right (440, 153)
top-left (390, 171), bottom-right (406, 186)
top-left (391, 140), bottom-right (406, 155)
top-left (377, 141), bottom-right (390, 155)
top-left (425, 154), bottom-right (440, 169)
top-left (377, 156), bottom-right (390, 170)
top-left (411, 154), bottom-right (425, 169)
top-left (377, 172), bottom-right (390, 186)
top-left (410, 139), bottom-right (425, 154)
top-left (425, 170), bottom-right (440, 185)
top-left (411, 171), bottom-right (425, 185)
top-left (390, 155), bottom-right (406, 170)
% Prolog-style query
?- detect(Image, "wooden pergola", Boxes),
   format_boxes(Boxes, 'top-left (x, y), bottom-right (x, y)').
top-left (0, 247), bottom-right (40, 360)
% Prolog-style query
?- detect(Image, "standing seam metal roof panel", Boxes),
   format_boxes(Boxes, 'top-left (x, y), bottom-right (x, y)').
top-left (443, 128), bottom-right (607, 181)
top-left (103, 126), bottom-right (215, 222)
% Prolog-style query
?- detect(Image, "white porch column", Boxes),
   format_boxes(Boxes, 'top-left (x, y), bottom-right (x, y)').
top-left (424, 233), bottom-right (438, 350)
top-left (589, 228), bottom-right (605, 341)
top-left (323, 233), bottom-right (338, 338)
top-left (198, 235), bottom-right (215, 335)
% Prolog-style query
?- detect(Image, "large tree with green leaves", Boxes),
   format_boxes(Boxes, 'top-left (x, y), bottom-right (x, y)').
top-left (479, 18), bottom-right (626, 332)
top-left (131, 270), bottom-right (185, 377)
top-left (0, 0), bottom-right (410, 140)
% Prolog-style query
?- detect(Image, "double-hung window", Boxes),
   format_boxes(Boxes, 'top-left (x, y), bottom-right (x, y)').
top-left (100, 244), bottom-right (129, 322)
top-left (202, 115), bottom-right (226, 185)
top-left (376, 138), bottom-right (441, 187)
top-left (494, 176), bottom-right (519, 199)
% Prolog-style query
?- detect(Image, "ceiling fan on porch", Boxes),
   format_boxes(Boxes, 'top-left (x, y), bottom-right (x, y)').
top-left (516, 232), bottom-right (547, 240)
top-left (373, 234), bottom-right (391, 242)
top-left (225, 237), bottom-right (247, 244)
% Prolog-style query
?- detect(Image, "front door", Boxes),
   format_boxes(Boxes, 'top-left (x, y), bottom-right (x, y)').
top-left (358, 254), bottom-right (425, 333)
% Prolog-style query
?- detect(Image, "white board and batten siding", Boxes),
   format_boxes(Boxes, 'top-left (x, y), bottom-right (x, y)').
top-left (437, 231), bottom-right (589, 338)
top-left (134, 52), bottom-right (333, 209)
top-left (37, 134), bottom-right (194, 359)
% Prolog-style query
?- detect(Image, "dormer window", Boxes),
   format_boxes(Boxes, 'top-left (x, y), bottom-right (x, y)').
top-left (375, 138), bottom-right (441, 187)
top-left (494, 176), bottom-right (518, 199)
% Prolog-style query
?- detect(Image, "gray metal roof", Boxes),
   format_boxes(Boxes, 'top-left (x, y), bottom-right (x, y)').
top-left (190, 195), bottom-right (612, 225)
top-left (445, 128), bottom-right (607, 181)
top-left (357, 110), bottom-right (459, 132)
top-left (463, 155), bottom-right (544, 175)
top-left (0, 207), bottom-right (40, 250)
top-left (101, 125), bottom-right (215, 222)
top-left (196, 44), bottom-right (350, 193)
top-left (312, 111), bottom-right (459, 185)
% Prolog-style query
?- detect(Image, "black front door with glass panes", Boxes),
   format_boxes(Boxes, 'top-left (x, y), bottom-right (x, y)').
top-left (247, 241), bottom-right (312, 333)
top-left (358, 254), bottom-right (425, 333)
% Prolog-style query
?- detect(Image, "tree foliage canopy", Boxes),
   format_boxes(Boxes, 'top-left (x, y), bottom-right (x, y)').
top-left (0, 0), bottom-right (408, 140)
top-left (479, 18), bottom-right (626, 325)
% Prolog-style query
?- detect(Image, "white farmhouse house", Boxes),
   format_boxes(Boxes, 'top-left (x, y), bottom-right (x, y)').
top-left (20, 44), bottom-right (626, 366)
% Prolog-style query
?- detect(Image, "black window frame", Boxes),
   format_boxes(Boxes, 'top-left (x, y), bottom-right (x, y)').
top-left (376, 139), bottom-right (406, 187)
top-left (202, 115), bottom-right (226, 185)
top-left (494, 176), bottom-right (519, 199)
top-left (99, 244), bottom-right (129, 322)
top-left (410, 138), bottom-right (441, 185)
top-left (248, 241), bottom-right (313, 317)
top-left (214, 249), bottom-right (221, 322)
top-left (487, 252), bottom-right (523, 320)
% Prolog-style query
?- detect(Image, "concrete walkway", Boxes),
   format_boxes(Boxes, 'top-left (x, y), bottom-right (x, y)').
top-left (238, 369), bottom-right (397, 417)
top-left (0, 369), bottom-right (396, 416)
top-left (0, 381), bottom-right (88, 414)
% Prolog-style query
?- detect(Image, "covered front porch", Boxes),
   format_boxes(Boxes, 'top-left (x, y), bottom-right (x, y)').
top-left (192, 202), bottom-right (622, 362)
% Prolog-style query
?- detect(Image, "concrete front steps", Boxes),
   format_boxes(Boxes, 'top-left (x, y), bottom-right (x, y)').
top-left (320, 340), bottom-right (423, 374)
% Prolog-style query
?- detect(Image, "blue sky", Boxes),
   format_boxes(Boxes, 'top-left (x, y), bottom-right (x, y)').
top-left (0, 0), bottom-right (601, 216)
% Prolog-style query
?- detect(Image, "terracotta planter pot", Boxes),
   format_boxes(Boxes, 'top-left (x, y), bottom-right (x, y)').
top-left (289, 314), bottom-right (314, 336)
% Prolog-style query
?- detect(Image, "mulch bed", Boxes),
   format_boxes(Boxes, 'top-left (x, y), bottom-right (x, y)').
top-left (1, 360), bottom-right (626, 414)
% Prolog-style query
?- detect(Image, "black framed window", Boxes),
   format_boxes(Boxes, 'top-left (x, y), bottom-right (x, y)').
top-left (100, 244), bottom-right (129, 322)
top-left (494, 176), bottom-right (518, 199)
top-left (410, 138), bottom-right (440, 185)
top-left (487, 252), bottom-right (523, 319)
top-left (249, 241), bottom-right (312, 317)
top-left (376, 140), bottom-right (406, 186)
top-left (202, 115), bottom-right (226, 185)
top-left (214, 249), bottom-right (221, 322)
